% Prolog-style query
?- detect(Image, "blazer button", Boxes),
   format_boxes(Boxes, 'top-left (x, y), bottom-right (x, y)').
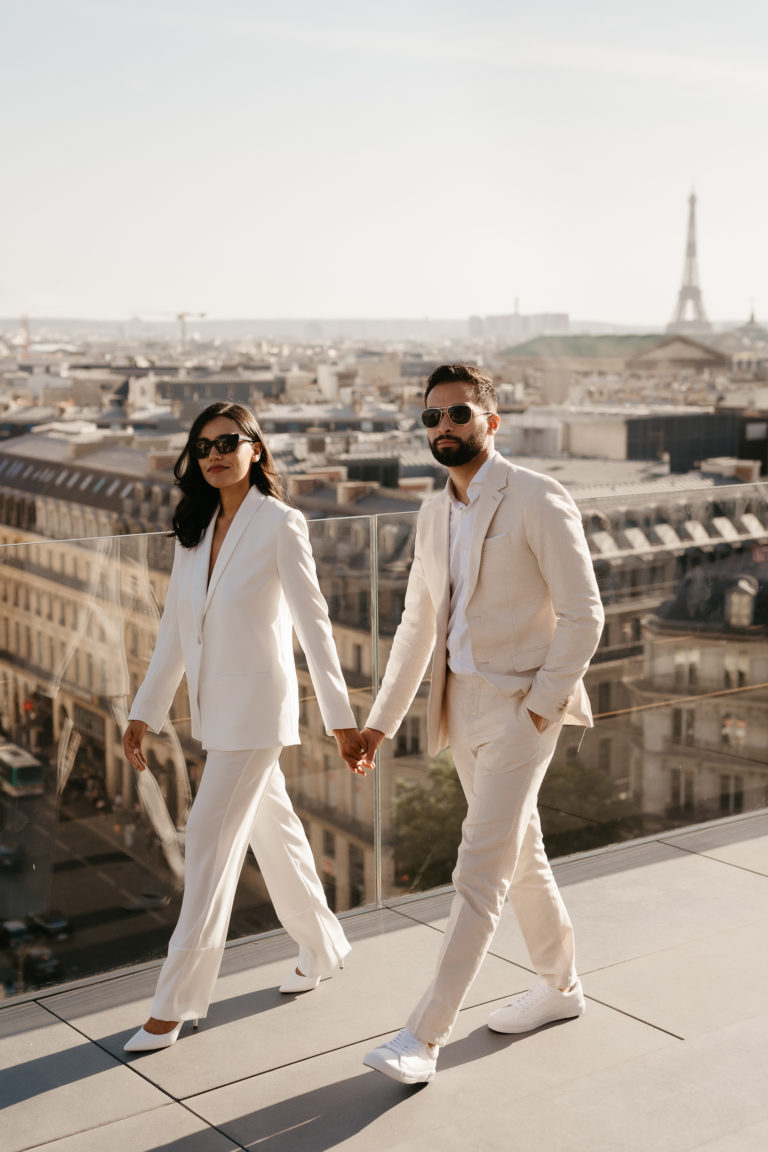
top-left (196, 634), bottom-right (202, 644)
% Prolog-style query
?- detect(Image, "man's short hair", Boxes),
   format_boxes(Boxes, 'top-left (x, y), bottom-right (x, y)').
top-left (424, 364), bottom-right (497, 412)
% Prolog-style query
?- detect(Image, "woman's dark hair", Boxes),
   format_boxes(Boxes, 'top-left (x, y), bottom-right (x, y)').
top-left (171, 401), bottom-right (286, 548)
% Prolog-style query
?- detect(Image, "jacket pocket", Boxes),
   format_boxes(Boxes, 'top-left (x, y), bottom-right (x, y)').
top-left (507, 644), bottom-right (550, 673)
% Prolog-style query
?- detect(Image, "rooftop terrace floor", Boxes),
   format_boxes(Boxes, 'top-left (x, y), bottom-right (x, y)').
top-left (2, 810), bottom-right (767, 1152)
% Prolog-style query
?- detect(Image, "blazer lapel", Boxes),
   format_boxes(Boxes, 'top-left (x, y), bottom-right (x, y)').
top-left (192, 516), bottom-right (215, 627)
top-left (203, 487), bottom-right (265, 615)
top-left (428, 488), bottom-right (451, 614)
top-left (464, 457), bottom-right (508, 599)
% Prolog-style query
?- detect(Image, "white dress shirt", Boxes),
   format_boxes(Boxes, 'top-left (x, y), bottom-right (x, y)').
top-left (446, 451), bottom-right (497, 675)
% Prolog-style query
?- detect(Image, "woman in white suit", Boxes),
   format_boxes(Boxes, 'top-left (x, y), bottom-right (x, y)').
top-left (122, 401), bottom-right (367, 1052)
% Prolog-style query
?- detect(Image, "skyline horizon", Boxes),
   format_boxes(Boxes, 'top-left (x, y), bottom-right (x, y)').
top-left (4, 2), bottom-right (765, 325)
top-left (2, 308), bottom-right (761, 331)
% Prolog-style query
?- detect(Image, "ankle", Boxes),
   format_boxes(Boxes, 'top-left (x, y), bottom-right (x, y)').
top-left (143, 1017), bottom-right (179, 1035)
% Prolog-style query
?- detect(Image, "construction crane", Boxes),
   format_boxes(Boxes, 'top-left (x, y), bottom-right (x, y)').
top-left (177, 311), bottom-right (207, 350)
top-left (130, 310), bottom-right (207, 349)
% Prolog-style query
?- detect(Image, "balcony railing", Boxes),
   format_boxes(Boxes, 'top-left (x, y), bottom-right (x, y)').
top-left (0, 482), bottom-right (767, 998)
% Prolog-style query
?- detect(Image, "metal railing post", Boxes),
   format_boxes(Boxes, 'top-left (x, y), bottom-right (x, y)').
top-left (369, 515), bottom-right (382, 907)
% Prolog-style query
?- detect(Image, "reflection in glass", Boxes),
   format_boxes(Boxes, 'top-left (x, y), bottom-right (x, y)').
top-left (0, 482), bottom-right (767, 996)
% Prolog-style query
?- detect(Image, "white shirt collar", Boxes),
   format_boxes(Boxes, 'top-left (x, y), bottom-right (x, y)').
top-left (446, 450), bottom-right (497, 508)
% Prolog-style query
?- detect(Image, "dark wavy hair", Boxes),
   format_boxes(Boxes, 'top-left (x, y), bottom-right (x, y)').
top-left (424, 363), bottom-right (497, 412)
top-left (171, 401), bottom-right (286, 548)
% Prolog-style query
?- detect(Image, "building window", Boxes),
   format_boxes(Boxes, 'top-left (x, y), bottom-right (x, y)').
top-left (723, 650), bottom-right (749, 690)
top-left (670, 767), bottom-right (695, 812)
top-left (395, 717), bottom-right (421, 757)
top-left (725, 579), bottom-right (757, 627)
top-left (674, 649), bottom-right (699, 689)
top-left (672, 708), bottom-right (695, 746)
top-left (323, 755), bottom-right (337, 809)
top-left (349, 843), bottom-right (365, 907)
top-left (322, 829), bottom-right (335, 858)
top-left (720, 714), bottom-right (746, 749)
top-left (597, 681), bottom-right (611, 715)
top-left (719, 774), bottom-right (744, 815)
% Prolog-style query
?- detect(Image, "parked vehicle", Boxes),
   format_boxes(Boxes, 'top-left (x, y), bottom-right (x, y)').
top-left (0, 919), bottom-right (32, 951)
top-left (22, 946), bottom-right (62, 985)
top-left (120, 891), bottom-right (170, 912)
top-left (0, 743), bottom-right (44, 797)
top-left (28, 910), bottom-right (71, 940)
top-left (0, 842), bottom-right (24, 871)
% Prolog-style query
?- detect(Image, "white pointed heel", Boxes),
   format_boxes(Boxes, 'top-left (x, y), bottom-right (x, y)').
top-left (279, 960), bottom-right (345, 995)
top-left (123, 1021), bottom-right (183, 1052)
top-left (193, 1018), bottom-right (199, 1029)
top-left (279, 968), bottom-right (321, 994)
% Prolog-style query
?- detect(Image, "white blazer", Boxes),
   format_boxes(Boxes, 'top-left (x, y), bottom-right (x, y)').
top-left (130, 486), bottom-right (356, 750)
top-left (367, 454), bottom-right (605, 755)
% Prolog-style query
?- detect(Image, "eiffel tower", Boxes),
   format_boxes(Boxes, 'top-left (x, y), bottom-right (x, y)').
top-left (667, 192), bottom-right (712, 334)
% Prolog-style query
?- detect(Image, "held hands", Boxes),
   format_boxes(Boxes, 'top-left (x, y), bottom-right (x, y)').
top-left (359, 727), bottom-right (384, 771)
top-left (332, 727), bottom-right (384, 775)
top-left (332, 728), bottom-right (371, 776)
top-left (123, 720), bottom-right (149, 771)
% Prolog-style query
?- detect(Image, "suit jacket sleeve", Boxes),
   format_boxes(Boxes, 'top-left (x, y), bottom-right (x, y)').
top-left (366, 519), bottom-right (437, 737)
top-left (278, 509), bottom-right (357, 734)
top-left (129, 541), bottom-right (186, 732)
top-left (522, 483), bottom-right (604, 722)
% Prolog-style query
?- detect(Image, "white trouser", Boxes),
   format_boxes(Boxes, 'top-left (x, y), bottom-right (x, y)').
top-left (407, 674), bottom-right (577, 1046)
top-left (151, 746), bottom-right (351, 1022)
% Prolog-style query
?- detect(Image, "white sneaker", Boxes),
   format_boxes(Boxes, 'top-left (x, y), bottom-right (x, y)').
top-left (363, 1028), bottom-right (438, 1084)
top-left (488, 979), bottom-right (585, 1034)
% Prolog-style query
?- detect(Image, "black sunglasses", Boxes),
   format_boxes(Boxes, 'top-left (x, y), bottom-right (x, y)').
top-left (191, 434), bottom-right (255, 459)
top-left (420, 404), bottom-right (493, 429)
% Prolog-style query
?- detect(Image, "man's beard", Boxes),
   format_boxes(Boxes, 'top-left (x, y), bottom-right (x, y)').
top-left (429, 430), bottom-right (486, 467)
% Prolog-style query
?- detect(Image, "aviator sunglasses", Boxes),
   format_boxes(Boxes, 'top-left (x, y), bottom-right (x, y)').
top-left (191, 434), bottom-right (256, 459)
top-left (421, 404), bottom-right (493, 429)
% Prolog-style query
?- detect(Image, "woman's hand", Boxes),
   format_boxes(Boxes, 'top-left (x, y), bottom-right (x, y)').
top-left (332, 728), bottom-right (370, 776)
top-left (123, 720), bottom-right (149, 772)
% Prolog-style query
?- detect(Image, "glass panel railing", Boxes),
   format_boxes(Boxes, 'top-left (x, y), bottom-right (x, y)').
top-left (0, 521), bottom-right (376, 995)
top-left (376, 483), bottom-right (768, 900)
top-left (1, 482), bottom-right (767, 994)
top-left (0, 531), bottom-right (193, 994)
top-left (284, 514), bottom-right (376, 914)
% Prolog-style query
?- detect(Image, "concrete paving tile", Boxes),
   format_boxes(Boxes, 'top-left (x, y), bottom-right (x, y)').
top-left (189, 995), bottom-right (675, 1151)
top-left (387, 1012), bottom-right (768, 1152)
top-left (44, 910), bottom-right (508, 1099)
top-left (692, 1118), bottom-right (768, 1151)
top-left (663, 814), bottom-right (768, 877)
top-left (42, 908), bottom-right (532, 1101)
top-left (521, 844), bottom-right (766, 975)
top-left (582, 919), bottom-right (768, 1039)
top-left (393, 843), bottom-right (768, 979)
top-left (28, 1104), bottom-right (239, 1152)
top-left (0, 1001), bottom-right (167, 1152)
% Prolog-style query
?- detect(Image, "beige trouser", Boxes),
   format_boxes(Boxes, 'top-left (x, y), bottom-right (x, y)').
top-left (151, 746), bottom-right (350, 1022)
top-left (407, 673), bottom-right (577, 1047)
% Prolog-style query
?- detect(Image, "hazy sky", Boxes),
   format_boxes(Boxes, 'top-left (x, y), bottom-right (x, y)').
top-left (2, 0), bottom-right (766, 325)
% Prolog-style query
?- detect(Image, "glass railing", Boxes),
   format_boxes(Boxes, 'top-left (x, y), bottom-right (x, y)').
top-left (1, 481), bottom-right (767, 995)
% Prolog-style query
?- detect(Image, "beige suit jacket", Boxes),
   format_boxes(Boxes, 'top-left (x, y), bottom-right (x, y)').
top-left (367, 454), bottom-right (605, 756)
top-left (130, 487), bottom-right (355, 750)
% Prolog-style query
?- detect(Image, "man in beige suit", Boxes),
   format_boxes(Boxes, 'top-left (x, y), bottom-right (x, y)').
top-left (360, 364), bottom-right (604, 1084)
